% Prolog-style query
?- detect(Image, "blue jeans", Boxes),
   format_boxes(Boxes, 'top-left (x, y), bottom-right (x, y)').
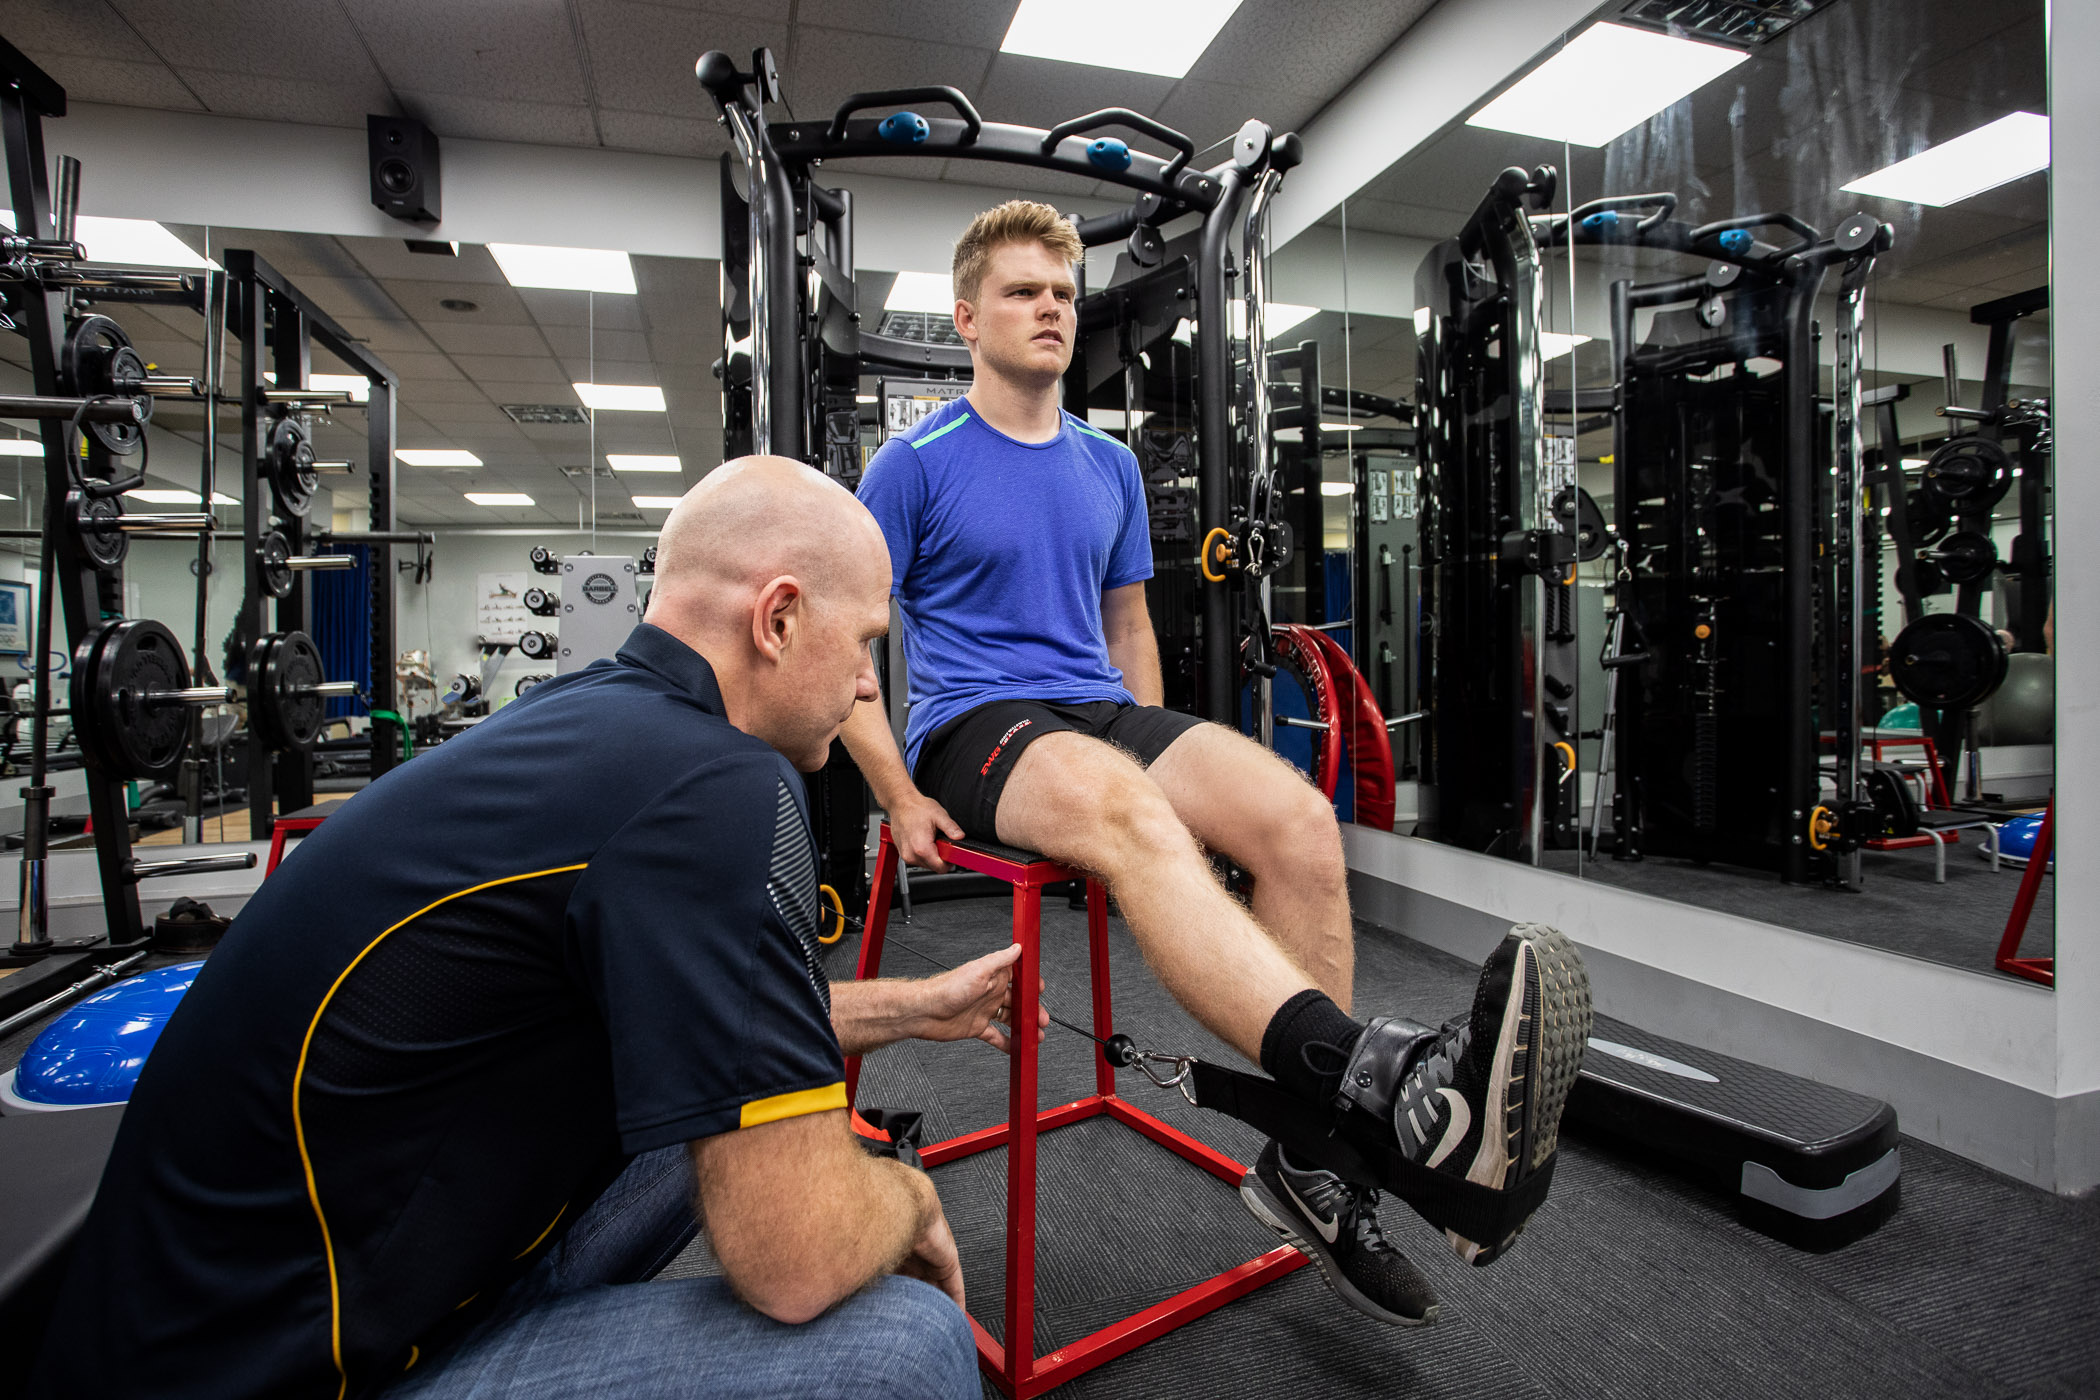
top-left (382, 1147), bottom-right (979, 1400)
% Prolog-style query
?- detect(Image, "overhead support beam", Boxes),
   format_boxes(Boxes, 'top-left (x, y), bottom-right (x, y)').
top-left (1270, 0), bottom-right (1605, 249)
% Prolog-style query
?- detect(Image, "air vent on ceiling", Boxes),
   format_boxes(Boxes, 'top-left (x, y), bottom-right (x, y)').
top-left (1615, 0), bottom-right (1837, 46)
top-left (559, 465), bottom-right (615, 480)
top-left (501, 403), bottom-right (591, 425)
top-left (596, 511), bottom-right (644, 524)
top-left (876, 311), bottom-right (966, 346)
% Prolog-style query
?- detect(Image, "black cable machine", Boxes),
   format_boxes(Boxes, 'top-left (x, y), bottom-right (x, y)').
top-left (1552, 193), bottom-right (1894, 887)
top-left (219, 250), bottom-right (404, 838)
top-left (1410, 167), bottom-right (1902, 1243)
top-left (700, 47), bottom-right (1299, 908)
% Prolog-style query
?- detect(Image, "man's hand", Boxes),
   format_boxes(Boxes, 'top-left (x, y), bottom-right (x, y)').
top-left (907, 943), bottom-right (1049, 1053)
top-left (890, 791), bottom-right (963, 872)
top-left (895, 1176), bottom-right (966, 1310)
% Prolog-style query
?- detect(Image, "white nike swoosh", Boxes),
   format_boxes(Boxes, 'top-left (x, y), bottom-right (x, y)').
top-left (1281, 1174), bottom-right (1341, 1244)
top-left (1425, 1087), bottom-right (1470, 1170)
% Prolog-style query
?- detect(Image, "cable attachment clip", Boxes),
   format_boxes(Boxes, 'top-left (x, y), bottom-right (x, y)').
top-left (1102, 1032), bottom-right (1198, 1104)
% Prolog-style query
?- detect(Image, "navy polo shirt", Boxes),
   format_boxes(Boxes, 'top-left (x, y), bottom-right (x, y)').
top-left (32, 624), bottom-right (844, 1400)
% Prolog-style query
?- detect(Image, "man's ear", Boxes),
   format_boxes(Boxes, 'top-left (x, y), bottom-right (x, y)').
top-left (953, 296), bottom-right (977, 348)
top-left (751, 576), bottom-right (802, 662)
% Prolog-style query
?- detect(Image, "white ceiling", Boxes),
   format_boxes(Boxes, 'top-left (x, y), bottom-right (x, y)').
top-left (6, 0), bottom-right (1437, 198)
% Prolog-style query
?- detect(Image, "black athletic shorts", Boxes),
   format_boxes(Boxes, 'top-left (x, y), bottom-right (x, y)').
top-left (911, 698), bottom-right (1206, 840)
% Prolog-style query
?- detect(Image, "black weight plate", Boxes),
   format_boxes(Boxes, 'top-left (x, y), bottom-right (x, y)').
top-left (70, 617), bottom-right (192, 777)
top-left (1933, 529), bottom-right (1997, 586)
top-left (1906, 492), bottom-right (1952, 546)
top-left (251, 630), bottom-right (327, 751)
top-left (259, 530), bottom-right (294, 598)
top-left (1890, 612), bottom-right (2008, 711)
top-left (68, 491), bottom-right (129, 571)
top-left (267, 418), bottom-right (317, 518)
top-left (1921, 436), bottom-right (2011, 508)
top-left (88, 409), bottom-right (147, 458)
top-left (61, 314), bottom-right (131, 396)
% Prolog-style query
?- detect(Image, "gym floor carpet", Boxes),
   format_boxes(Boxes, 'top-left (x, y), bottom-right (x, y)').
top-left (1537, 842), bottom-right (2053, 976)
top-left (662, 897), bottom-right (2100, 1400)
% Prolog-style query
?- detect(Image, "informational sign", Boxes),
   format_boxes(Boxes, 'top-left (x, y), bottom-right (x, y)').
top-left (0, 581), bottom-right (28, 655)
top-left (1393, 460), bottom-right (1419, 519)
top-left (477, 571), bottom-right (531, 645)
top-left (1543, 435), bottom-right (1578, 496)
top-left (879, 378), bottom-right (969, 441)
top-left (1368, 469), bottom-right (1390, 524)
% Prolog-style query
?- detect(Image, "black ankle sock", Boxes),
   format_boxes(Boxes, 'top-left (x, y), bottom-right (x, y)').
top-left (1260, 990), bottom-right (1367, 1105)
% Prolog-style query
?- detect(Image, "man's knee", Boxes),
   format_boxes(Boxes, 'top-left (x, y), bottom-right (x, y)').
top-left (846, 1277), bottom-right (977, 1400)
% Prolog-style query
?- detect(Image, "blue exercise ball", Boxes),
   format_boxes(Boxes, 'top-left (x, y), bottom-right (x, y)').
top-left (1, 961), bottom-right (202, 1111)
top-left (1984, 813), bottom-right (2052, 872)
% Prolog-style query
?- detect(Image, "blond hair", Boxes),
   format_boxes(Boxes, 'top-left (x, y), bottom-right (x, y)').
top-left (951, 200), bottom-right (1083, 305)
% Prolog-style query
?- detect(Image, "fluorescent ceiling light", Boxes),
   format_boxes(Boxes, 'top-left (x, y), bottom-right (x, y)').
top-left (1320, 482), bottom-right (1353, 496)
top-left (0, 439), bottom-right (43, 456)
top-left (398, 448), bottom-right (483, 467)
top-left (0, 212), bottom-right (219, 269)
top-left (631, 495), bottom-right (682, 509)
top-left (1903, 458), bottom-right (1931, 468)
top-left (1466, 23), bottom-right (1749, 148)
top-left (464, 492), bottom-right (534, 506)
top-left (308, 373), bottom-right (370, 403)
top-left (1320, 422), bottom-right (1363, 432)
top-left (126, 488), bottom-right (238, 505)
top-left (856, 394), bottom-right (878, 404)
top-left (573, 382), bottom-right (666, 413)
top-left (1542, 332), bottom-right (1592, 360)
top-left (1088, 409), bottom-right (1149, 430)
top-left (487, 243), bottom-right (636, 295)
top-left (607, 454), bottom-right (681, 473)
top-left (884, 272), bottom-right (955, 314)
top-left (1001, 0), bottom-right (1246, 79)
top-left (1841, 112), bottom-right (2050, 207)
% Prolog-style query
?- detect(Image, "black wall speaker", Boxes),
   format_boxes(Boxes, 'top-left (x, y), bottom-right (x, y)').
top-left (367, 115), bottom-right (441, 224)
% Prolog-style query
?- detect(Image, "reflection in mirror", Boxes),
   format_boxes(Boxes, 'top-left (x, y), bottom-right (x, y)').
top-left (1320, 0), bottom-right (2049, 978)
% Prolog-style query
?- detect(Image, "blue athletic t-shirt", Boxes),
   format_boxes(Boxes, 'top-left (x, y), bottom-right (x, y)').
top-left (858, 397), bottom-right (1153, 770)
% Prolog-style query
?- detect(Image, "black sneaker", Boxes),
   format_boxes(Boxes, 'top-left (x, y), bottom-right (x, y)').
top-left (1239, 1140), bottom-right (1441, 1327)
top-left (1333, 923), bottom-right (1592, 1266)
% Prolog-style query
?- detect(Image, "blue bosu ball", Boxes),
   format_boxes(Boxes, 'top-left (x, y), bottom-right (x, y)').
top-left (1, 961), bottom-right (202, 1111)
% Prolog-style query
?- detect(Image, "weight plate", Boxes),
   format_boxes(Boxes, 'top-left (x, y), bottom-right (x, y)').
top-left (1890, 612), bottom-right (2008, 711)
top-left (259, 530), bottom-right (294, 598)
top-left (266, 417), bottom-right (317, 519)
top-left (69, 617), bottom-right (193, 778)
top-left (61, 314), bottom-right (132, 397)
top-left (250, 630), bottom-right (327, 751)
top-left (1921, 436), bottom-right (2011, 509)
top-left (1933, 529), bottom-right (1997, 586)
top-left (87, 407), bottom-right (147, 459)
top-left (67, 491), bottom-right (129, 571)
top-left (1906, 492), bottom-right (1952, 547)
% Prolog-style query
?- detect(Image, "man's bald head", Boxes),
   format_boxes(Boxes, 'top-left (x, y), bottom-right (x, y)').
top-left (650, 455), bottom-right (889, 633)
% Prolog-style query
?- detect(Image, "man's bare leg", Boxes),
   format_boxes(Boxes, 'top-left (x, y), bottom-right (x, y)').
top-left (1144, 723), bottom-right (1354, 1012)
top-left (994, 731), bottom-right (1311, 1062)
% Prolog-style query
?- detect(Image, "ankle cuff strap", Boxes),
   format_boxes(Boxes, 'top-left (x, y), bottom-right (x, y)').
top-left (1334, 1015), bottom-right (1437, 1121)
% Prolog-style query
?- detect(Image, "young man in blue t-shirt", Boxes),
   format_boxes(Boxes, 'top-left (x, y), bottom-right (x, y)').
top-left (845, 201), bottom-right (1592, 1329)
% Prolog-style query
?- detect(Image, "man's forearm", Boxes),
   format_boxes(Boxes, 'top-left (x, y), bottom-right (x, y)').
top-left (841, 696), bottom-right (916, 811)
top-left (830, 977), bottom-right (925, 1056)
top-left (1109, 629), bottom-right (1165, 708)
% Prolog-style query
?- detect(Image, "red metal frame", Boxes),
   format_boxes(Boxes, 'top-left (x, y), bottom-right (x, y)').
top-left (264, 816), bottom-right (328, 876)
top-left (1826, 732), bottom-right (1957, 851)
top-left (844, 823), bottom-right (1304, 1398)
top-left (1994, 800), bottom-right (2054, 987)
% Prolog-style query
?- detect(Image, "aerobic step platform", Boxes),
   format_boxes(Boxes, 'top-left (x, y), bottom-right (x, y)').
top-left (1565, 1014), bottom-right (1900, 1248)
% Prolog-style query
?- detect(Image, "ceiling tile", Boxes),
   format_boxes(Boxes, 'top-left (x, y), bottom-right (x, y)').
top-left (975, 55), bottom-right (1174, 132)
top-left (332, 318), bottom-right (440, 354)
top-left (518, 288), bottom-right (646, 330)
top-left (596, 108), bottom-right (730, 159)
top-left (1187, 0), bottom-right (1431, 98)
top-left (393, 90), bottom-right (599, 147)
top-left (348, 0), bottom-right (590, 104)
top-left (1153, 80), bottom-right (1312, 155)
top-left (273, 275), bottom-right (411, 323)
top-left (422, 321), bottom-right (556, 356)
top-left (114, 0), bottom-right (382, 83)
top-left (453, 354), bottom-right (574, 387)
top-left (352, 240), bottom-right (507, 284)
top-left (31, 54), bottom-right (202, 110)
top-left (788, 26), bottom-right (991, 114)
top-left (8, 0), bottom-right (161, 60)
top-left (580, 2), bottom-right (786, 118)
top-left (538, 326), bottom-right (652, 363)
top-left (182, 69), bottom-right (386, 127)
top-left (795, 0), bottom-right (1015, 50)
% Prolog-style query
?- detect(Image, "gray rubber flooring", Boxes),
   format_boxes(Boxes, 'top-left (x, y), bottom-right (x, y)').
top-left (1538, 838), bottom-right (2054, 977)
top-left (661, 895), bottom-right (2100, 1399)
